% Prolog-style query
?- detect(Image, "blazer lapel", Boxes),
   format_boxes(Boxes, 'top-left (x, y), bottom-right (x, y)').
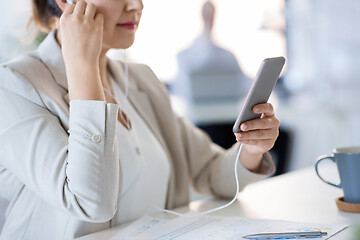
top-left (37, 30), bottom-right (70, 105)
top-left (107, 58), bottom-right (167, 151)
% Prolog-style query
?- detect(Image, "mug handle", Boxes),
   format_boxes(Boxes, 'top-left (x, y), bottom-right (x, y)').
top-left (315, 154), bottom-right (342, 188)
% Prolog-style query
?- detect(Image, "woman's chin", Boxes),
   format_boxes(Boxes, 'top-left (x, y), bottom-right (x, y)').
top-left (107, 37), bottom-right (135, 50)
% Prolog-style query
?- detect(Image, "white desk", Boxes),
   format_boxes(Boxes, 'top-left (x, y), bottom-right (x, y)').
top-left (77, 167), bottom-right (360, 239)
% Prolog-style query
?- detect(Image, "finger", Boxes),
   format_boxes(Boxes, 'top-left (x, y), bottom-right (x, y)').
top-left (94, 12), bottom-right (104, 24)
top-left (235, 129), bottom-right (277, 141)
top-left (73, 0), bottom-right (87, 15)
top-left (240, 116), bottom-right (280, 131)
top-left (236, 139), bottom-right (260, 146)
top-left (63, 2), bottom-right (76, 15)
top-left (85, 2), bottom-right (96, 18)
top-left (253, 103), bottom-right (274, 117)
top-left (236, 139), bottom-right (274, 148)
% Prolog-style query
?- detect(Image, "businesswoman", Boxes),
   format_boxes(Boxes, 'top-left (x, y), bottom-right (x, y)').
top-left (0, 0), bottom-right (279, 239)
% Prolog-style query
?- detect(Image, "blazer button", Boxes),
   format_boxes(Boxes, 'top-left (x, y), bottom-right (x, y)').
top-left (92, 135), bottom-right (101, 143)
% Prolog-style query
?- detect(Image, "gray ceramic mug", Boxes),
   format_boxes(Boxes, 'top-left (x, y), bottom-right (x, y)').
top-left (315, 147), bottom-right (360, 203)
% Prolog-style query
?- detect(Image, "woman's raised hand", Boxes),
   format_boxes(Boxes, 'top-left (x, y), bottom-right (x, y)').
top-left (60, 0), bottom-right (104, 65)
top-left (59, 0), bottom-right (106, 101)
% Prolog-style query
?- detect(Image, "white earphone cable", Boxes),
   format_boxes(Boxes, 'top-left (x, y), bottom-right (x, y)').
top-left (104, 50), bottom-right (130, 129)
top-left (155, 143), bottom-right (244, 217)
top-left (124, 50), bottom-right (129, 100)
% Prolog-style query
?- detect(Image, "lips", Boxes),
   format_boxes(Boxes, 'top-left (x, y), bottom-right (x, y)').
top-left (117, 22), bottom-right (137, 30)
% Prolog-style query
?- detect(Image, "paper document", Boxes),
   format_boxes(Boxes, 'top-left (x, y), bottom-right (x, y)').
top-left (111, 215), bottom-right (347, 240)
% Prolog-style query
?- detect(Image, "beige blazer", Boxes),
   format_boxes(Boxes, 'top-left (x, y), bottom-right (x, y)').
top-left (0, 30), bottom-right (274, 239)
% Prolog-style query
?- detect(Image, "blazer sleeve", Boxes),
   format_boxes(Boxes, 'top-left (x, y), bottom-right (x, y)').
top-left (175, 114), bottom-right (275, 199)
top-left (0, 66), bottom-right (119, 222)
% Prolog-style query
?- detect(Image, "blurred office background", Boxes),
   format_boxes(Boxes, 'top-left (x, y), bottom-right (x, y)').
top-left (1, 0), bottom-right (360, 231)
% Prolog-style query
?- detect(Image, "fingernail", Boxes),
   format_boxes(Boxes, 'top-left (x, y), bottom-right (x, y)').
top-left (241, 124), bottom-right (247, 130)
top-left (254, 107), bottom-right (259, 113)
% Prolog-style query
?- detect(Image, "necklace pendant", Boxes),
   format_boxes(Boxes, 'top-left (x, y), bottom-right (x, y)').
top-left (118, 110), bottom-right (132, 131)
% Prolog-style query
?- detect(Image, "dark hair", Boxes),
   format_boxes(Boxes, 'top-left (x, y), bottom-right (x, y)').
top-left (202, 1), bottom-right (215, 20)
top-left (30, 0), bottom-right (62, 33)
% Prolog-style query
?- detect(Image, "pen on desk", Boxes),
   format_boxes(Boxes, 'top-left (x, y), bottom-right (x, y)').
top-left (243, 231), bottom-right (327, 239)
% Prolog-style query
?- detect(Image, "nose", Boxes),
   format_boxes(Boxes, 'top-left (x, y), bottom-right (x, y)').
top-left (126, 0), bottom-right (143, 12)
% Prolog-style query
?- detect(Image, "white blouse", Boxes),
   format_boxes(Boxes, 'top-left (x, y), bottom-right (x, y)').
top-left (109, 75), bottom-right (171, 226)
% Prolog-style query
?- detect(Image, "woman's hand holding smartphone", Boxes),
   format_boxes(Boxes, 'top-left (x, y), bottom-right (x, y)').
top-left (235, 103), bottom-right (280, 165)
top-left (233, 57), bottom-right (285, 172)
top-left (59, 0), bottom-right (106, 101)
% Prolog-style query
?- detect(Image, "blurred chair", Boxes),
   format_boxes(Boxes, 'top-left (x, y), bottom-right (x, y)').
top-left (187, 69), bottom-right (243, 103)
top-left (198, 122), bottom-right (292, 176)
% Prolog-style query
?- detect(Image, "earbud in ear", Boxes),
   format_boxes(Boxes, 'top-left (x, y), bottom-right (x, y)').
top-left (66, 0), bottom-right (74, 4)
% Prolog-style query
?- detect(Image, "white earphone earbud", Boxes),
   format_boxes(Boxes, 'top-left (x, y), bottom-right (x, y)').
top-left (66, 0), bottom-right (73, 4)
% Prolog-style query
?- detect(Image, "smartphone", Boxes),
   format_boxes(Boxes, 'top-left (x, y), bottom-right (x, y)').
top-left (232, 57), bottom-right (285, 133)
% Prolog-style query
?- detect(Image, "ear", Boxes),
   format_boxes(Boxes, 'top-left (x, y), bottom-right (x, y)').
top-left (54, 0), bottom-right (72, 12)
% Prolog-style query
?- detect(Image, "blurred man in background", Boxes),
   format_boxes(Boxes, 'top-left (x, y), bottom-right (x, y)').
top-left (172, 0), bottom-right (250, 104)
